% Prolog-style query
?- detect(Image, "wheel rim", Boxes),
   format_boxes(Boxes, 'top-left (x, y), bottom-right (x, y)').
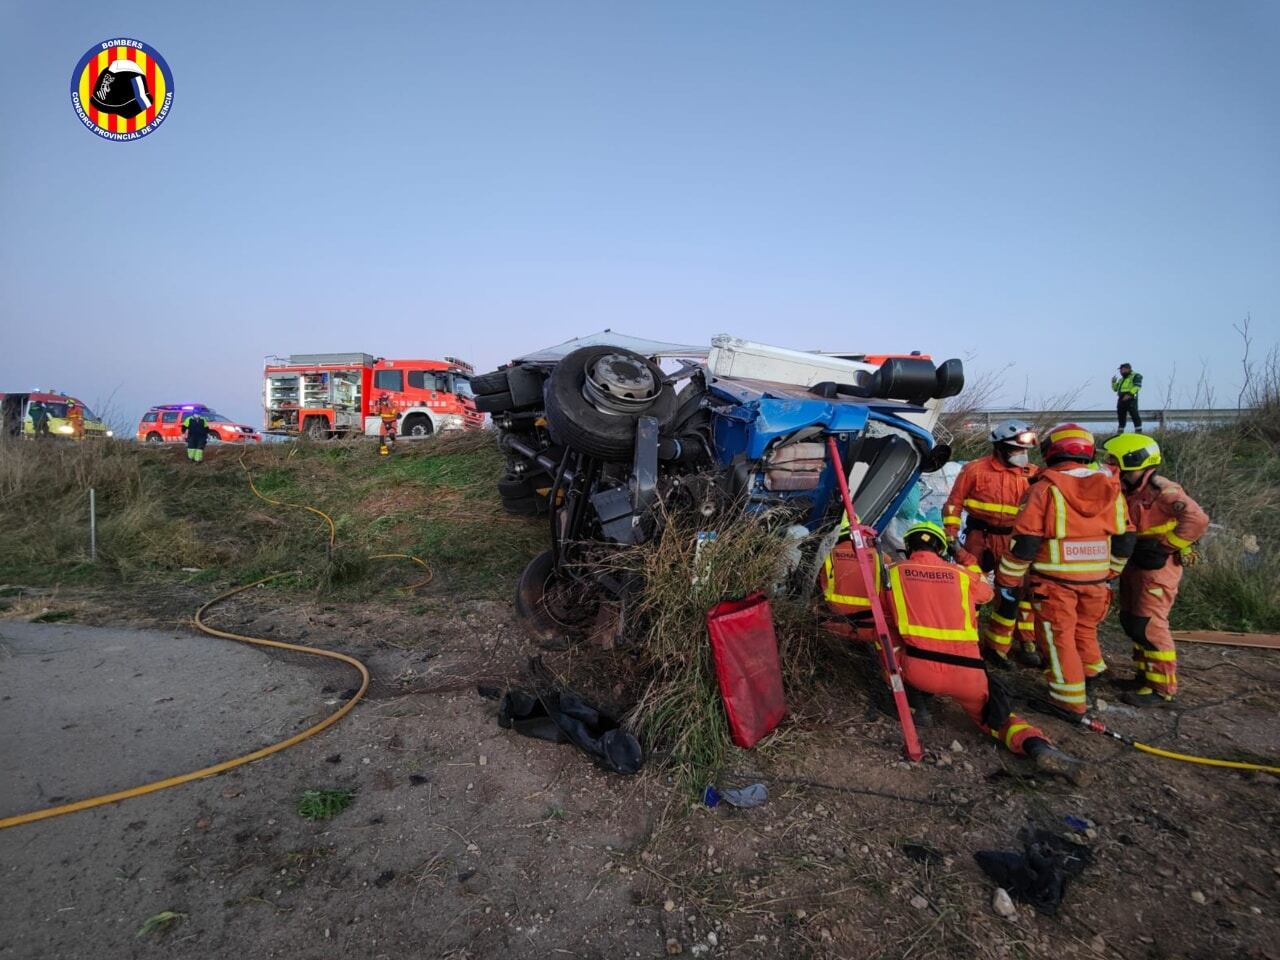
top-left (582, 353), bottom-right (658, 415)
top-left (410, 422), bottom-right (430, 436)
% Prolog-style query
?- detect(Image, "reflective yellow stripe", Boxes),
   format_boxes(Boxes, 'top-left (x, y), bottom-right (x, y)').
top-left (1049, 690), bottom-right (1087, 705)
top-left (888, 565), bottom-right (978, 642)
top-left (1140, 520), bottom-right (1176, 536)
top-left (1109, 556), bottom-right (1127, 573)
top-left (1017, 622), bottom-right (1034, 631)
top-left (1033, 560), bottom-right (1112, 574)
top-left (962, 498), bottom-right (1021, 516)
top-left (1084, 660), bottom-right (1107, 673)
top-left (1115, 493), bottom-right (1127, 533)
top-left (821, 554), bottom-right (872, 607)
top-left (943, 514), bottom-right (961, 527)
top-left (1167, 532), bottom-right (1193, 550)
top-left (1017, 601), bottom-right (1032, 611)
top-left (1043, 621), bottom-right (1065, 684)
top-left (1050, 428), bottom-right (1092, 443)
top-left (1050, 486), bottom-right (1067, 540)
top-left (999, 557), bottom-right (1030, 577)
top-left (1050, 680), bottom-right (1086, 692)
top-left (1145, 649), bottom-right (1177, 662)
top-left (1145, 670), bottom-right (1175, 683)
top-left (989, 612), bottom-right (1015, 627)
top-left (1003, 722), bottom-right (1031, 749)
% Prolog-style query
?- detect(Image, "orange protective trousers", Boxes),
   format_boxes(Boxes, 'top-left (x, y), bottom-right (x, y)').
top-left (1031, 578), bottom-right (1111, 714)
top-left (1118, 561), bottom-right (1182, 697)
top-left (967, 527), bottom-right (1036, 654)
top-left (898, 650), bottom-right (1043, 755)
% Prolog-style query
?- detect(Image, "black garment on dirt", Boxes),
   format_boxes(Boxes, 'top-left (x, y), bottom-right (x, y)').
top-left (974, 828), bottom-right (1094, 915)
top-left (498, 687), bottom-right (643, 775)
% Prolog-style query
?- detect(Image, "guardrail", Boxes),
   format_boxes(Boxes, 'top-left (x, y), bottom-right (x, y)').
top-left (960, 408), bottom-right (1244, 431)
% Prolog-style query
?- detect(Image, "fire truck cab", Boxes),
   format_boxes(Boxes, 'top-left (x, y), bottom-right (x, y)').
top-left (263, 353), bottom-right (482, 439)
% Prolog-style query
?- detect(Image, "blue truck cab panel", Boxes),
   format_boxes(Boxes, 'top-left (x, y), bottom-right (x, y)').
top-left (707, 376), bottom-right (935, 533)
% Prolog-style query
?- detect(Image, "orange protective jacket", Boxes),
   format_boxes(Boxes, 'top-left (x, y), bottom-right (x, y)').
top-left (819, 540), bottom-right (883, 614)
top-left (943, 454), bottom-right (1038, 536)
top-left (883, 550), bottom-right (994, 656)
top-left (1125, 475), bottom-right (1210, 559)
top-left (997, 465), bottom-right (1133, 587)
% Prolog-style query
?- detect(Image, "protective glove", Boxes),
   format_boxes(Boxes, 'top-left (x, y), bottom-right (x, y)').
top-left (997, 586), bottom-right (1018, 605)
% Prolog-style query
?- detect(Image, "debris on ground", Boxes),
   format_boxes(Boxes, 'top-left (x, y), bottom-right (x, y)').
top-left (974, 828), bottom-right (1095, 915)
top-left (497, 687), bottom-right (643, 774)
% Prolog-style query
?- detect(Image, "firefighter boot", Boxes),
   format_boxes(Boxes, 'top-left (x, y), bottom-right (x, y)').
top-left (1014, 642), bottom-right (1042, 668)
top-left (1121, 686), bottom-right (1176, 708)
top-left (982, 647), bottom-right (1013, 671)
top-left (1024, 738), bottom-right (1092, 786)
top-left (379, 443), bottom-right (389, 457)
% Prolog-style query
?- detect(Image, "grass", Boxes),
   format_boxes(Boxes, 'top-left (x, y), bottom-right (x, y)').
top-left (295, 788), bottom-right (355, 821)
top-left (136, 911), bottom-right (186, 938)
top-left (0, 432), bottom-right (543, 602)
top-left (617, 503), bottom-right (820, 793)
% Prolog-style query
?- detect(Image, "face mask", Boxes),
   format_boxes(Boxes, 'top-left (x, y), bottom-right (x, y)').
top-left (1006, 450), bottom-right (1030, 468)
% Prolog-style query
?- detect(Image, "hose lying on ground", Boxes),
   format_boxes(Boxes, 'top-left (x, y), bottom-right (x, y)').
top-left (1075, 714), bottom-right (1280, 775)
top-left (0, 574), bottom-right (369, 830)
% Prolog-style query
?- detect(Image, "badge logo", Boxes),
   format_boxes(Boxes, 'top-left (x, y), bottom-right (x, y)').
top-left (70, 39), bottom-right (173, 141)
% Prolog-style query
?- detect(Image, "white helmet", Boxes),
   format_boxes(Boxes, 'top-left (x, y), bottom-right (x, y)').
top-left (990, 419), bottom-right (1036, 448)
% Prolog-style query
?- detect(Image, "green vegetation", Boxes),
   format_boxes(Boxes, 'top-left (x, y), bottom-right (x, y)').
top-left (620, 507), bottom-right (817, 792)
top-left (295, 788), bottom-right (355, 821)
top-left (136, 911), bottom-right (186, 938)
top-left (0, 432), bottom-right (543, 601)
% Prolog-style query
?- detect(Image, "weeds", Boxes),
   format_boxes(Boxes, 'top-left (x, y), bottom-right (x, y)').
top-left (136, 910), bottom-right (186, 937)
top-left (295, 788), bottom-right (354, 821)
top-left (618, 503), bottom-right (820, 793)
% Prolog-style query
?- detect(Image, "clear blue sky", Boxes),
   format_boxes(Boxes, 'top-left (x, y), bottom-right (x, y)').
top-left (2, 0), bottom-right (1277, 428)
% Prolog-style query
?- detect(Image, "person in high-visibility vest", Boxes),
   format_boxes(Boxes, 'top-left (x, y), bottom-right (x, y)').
top-left (181, 411), bottom-right (213, 463)
top-left (1111, 363), bottom-right (1144, 432)
top-left (942, 419), bottom-right (1041, 668)
top-left (883, 521), bottom-right (1089, 783)
top-left (1101, 434), bottom-right (1210, 707)
top-left (997, 424), bottom-right (1136, 716)
top-left (818, 513), bottom-right (884, 639)
top-left (373, 392), bottom-right (398, 456)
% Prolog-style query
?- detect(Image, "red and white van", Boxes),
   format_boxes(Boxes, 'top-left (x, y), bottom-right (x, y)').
top-left (136, 403), bottom-right (262, 443)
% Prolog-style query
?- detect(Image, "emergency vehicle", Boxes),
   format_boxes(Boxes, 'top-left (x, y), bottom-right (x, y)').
top-left (136, 404), bottom-right (263, 444)
top-left (262, 353), bottom-right (482, 438)
top-left (0, 391), bottom-right (113, 440)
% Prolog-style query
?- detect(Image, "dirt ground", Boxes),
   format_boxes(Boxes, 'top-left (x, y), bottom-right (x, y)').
top-left (1, 581), bottom-right (1278, 960)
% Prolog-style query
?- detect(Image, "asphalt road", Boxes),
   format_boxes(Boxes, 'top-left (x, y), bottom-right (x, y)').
top-left (0, 621), bottom-right (336, 821)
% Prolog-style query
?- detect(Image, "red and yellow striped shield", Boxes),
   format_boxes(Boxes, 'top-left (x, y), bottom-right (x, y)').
top-left (70, 39), bottom-right (174, 141)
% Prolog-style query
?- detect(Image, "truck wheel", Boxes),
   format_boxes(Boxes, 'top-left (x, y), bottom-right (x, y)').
top-left (498, 473), bottom-right (533, 499)
top-left (469, 369), bottom-right (511, 396)
top-left (544, 346), bottom-right (675, 460)
top-left (304, 417), bottom-right (328, 439)
top-left (515, 550), bottom-right (597, 640)
top-left (402, 414), bottom-right (433, 437)
top-left (474, 391), bottom-right (514, 414)
top-left (145, 432), bottom-right (163, 443)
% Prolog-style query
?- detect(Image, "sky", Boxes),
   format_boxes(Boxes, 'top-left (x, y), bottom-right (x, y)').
top-left (1, 0), bottom-right (1277, 430)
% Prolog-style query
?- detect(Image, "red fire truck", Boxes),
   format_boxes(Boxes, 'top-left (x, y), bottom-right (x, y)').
top-left (262, 353), bottom-right (483, 438)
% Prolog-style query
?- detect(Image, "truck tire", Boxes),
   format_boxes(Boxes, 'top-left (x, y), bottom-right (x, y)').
top-left (474, 391), bottom-right (515, 414)
top-left (498, 473), bottom-right (533, 499)
top-left (304, 417), bottom-right (328, 439)
top-left (469, 369), bottom-right (511, 396)
top-left (544, 346), bottom-right (675, 460)
top-left (515, 549), bottom-right (597, 641)
top-left (402, 413), bottom-right (433, 437)
top-left (501, 495), bottom-right (540, 516)
top-left (145, 432), bottom-right (163, 443)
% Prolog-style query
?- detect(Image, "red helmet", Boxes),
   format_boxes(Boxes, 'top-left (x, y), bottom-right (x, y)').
top-left (1040, 422), bottom-right (1095, 463)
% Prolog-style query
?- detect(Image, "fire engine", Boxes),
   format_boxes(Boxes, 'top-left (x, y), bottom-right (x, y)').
top-left (262, 353), bottom-right (483, 438)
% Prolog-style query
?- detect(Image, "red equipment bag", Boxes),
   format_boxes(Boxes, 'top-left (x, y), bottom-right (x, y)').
top-left (705, 592), bottom-right (787, 748)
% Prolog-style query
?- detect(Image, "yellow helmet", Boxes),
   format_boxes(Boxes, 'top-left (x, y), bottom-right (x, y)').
top-left (1101, 434), bottom-right (1162, 472)
top-left (903, 520), bottom-right (948, 554)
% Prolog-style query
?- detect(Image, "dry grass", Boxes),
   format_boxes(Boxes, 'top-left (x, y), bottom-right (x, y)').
top-left (614, 503), bottom-right (821, 792)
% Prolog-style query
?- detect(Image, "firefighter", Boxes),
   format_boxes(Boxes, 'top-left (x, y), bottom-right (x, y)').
top-left (997, 424), bottom-right (1136, 716)
top-left (943, 419), bottom-right (1041, 668)
top-left (1111, 363), bottom-right (1143, 432)
top-left (66, 400), bottom-right (85, 440)
top-left (1101, 434), bottom-right (1210, 707)
top-left (374, 392), bottom-right (398, 456)
top-left (884, 521), bottom-right (1089, 783)
top-left (819, 514), bottom-right (884, 640)
top-left (181, 410), bottom-right (213, 463)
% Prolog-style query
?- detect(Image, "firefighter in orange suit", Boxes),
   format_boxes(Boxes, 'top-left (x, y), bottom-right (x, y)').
top-left (1102, 435), bottom-right (1210, 707)
top-left (373, 392), bottom-right (398, 456)
top-left (943, 419), bottom-right (1041, 667)
top-left (997, 424), bottom-right (1136, 716)
top-left (884, 521), bottom-right (1089, 783)
top-left (819, 514), bottom-right (884, 641)
top-left (66, 400), bottom-right (85, 440)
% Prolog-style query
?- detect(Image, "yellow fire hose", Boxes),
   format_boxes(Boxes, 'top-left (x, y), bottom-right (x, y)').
top-left (0, 459), bottom-right (431, 830)
top-left (1079, 715), bottom-right (1280, 775)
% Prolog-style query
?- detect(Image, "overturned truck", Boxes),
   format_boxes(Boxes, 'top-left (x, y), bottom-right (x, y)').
top-left (470, 334), bottom-right (963, 637)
